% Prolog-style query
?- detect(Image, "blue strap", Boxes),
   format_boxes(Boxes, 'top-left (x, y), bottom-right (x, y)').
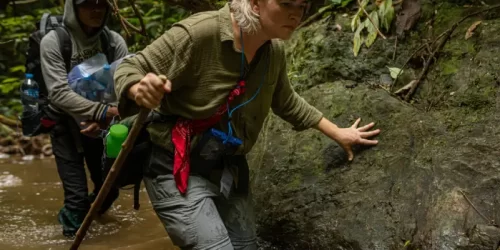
top-left (223, 28), bottom-right (269, 144)
top-left (101, 105), bottom-right (109, 123)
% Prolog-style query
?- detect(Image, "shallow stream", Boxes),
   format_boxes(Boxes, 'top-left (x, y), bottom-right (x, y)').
top-left (0, 156), bottom-right (177, 250)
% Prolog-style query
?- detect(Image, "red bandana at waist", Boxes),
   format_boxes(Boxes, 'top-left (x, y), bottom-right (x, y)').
top-left (171, 80), bottom-right (246, 194)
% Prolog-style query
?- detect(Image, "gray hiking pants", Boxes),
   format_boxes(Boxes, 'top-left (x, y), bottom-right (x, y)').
top-left (143, 146), bottom-right (257, 250)
top-left (144, 174), bottom-right (257, 250)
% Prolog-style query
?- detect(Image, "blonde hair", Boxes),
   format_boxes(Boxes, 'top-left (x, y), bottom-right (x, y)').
top-left (230, 0), bottom-right (261, 34)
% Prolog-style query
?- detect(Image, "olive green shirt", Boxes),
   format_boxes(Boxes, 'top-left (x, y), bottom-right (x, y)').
top-left (114, 4), bottom-right (323, 154)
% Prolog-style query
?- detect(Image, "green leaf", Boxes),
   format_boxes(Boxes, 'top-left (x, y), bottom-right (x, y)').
top-left (365, 30), bottom-right (378, 48)
top-left (166, 17), bottom-right (180, 24)
top-left (404, 240), bottom-right (411, 248)
top-left (0, 78), bottom-right (21, 95)
top-left (146, 21), bottom-right (161, 30)
top-left (144, 8), bottom-right (156, 17)
top-left (385, 7), bottom-right (395, 32)
top-left (341, 0), bottom-right (355, 7)
top-left (351, 0), bottom-right (369, 32)
top-left (364, 11), bottom-right (379, 48)
top-left (1, 77), bottom-right (20, 84)
top-left (9, 65), bottom-right (25, 73)
top-left (353, 23), bottom-right (365, 57)
top-left (127, 17), bottom-right (140, 25)
top-left (378, 0), bottom-right (386, 20)
top-left (351, 14), bottom-right (361, 32)
top-left (353, 34), bottom-right (362, 57)
top-left (387, 67), bottom-right (403, 79)
top-left (379, 0), bottom-right (395, 32)
top-left (334, 0), bottom-right (354, 7)
top-left (367, 11), bottom-right (379, 33)
top-left (384, 0), bottom-right (393, 10)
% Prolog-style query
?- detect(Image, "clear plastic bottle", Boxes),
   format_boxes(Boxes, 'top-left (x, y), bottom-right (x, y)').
top-left (79, 75), bottom-right (94, 100)
top-left (94, 64), bottom-right (115, 103)
top-left (21, 73), bottom-right (39, 114)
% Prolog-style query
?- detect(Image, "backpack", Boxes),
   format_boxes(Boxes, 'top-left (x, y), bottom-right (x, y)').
top-left (21, 13), bottom-right (116, 137)
top-left (100, 112), bottom-right (180, 211)
top-left (100, 114), bottom-right (155, 211)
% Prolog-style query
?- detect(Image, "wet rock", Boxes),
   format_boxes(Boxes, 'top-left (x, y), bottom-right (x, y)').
top-left (395, 0), bottom-right (422, 37)
top-left (0, 132), bottom-right (51, 157)
top-left (379, 74), bottom-right (393, 89)
top-left (464, 224), bottom-right (500, 250)
top-left (21, 155), bottom-right (34, 161)
top-left (41, 144), bottom-right (52, 157)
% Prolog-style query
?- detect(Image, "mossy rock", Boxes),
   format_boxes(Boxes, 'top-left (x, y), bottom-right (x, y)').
top-left (249, 1), bottom-right (500, 249)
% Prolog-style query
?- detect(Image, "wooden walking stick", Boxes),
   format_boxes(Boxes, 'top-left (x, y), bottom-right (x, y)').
top-left (70, 75), bottom-right (168, 250)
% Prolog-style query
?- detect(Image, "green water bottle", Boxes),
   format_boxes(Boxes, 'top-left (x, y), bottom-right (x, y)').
top-left (106, 124), bottom-right (129, 158)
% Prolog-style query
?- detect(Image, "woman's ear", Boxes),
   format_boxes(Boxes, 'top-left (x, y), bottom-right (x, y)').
top-left (251, 0), bottom-right (260, 14)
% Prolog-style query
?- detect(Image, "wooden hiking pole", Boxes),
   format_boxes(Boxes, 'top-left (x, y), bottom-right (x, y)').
top-left (70, 75), bottom-right (168, 250)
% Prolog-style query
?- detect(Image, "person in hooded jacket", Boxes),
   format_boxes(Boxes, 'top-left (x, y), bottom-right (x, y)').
top-left (40, 0), bottom-right (128, 237)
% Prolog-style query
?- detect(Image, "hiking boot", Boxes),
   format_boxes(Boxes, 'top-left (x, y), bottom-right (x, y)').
top-left (57, 206), bottom-right (86, 237)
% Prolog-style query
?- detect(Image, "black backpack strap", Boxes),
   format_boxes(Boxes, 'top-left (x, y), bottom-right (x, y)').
top-left (54, 26), bottom-right (72, 73)
top-left (100, 27), bottom-right (116, 63)
top-left (133, 181), bottom-right (141, 210)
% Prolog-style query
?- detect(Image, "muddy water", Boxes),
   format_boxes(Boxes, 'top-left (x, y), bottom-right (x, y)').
top-left (0, 156), bottom-right (178, 250)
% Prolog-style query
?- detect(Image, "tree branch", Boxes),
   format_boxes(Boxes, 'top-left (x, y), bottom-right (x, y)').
top-left (119, 16), bottom-right (130, 37)
top-left (128, 0), bottom-right (147, 37)
top-left (403, 3), bottom-right (500, 101)
top-left (106, 0), bottom-right (147, 38)
top-left (460, 190), bottom-right (498, 227)
top-left (358, 0), bottom-right (386, 39)
top-left (391, 31), bottom-right (448, 93)
top-left (297, 3), bottom-right (335, 30)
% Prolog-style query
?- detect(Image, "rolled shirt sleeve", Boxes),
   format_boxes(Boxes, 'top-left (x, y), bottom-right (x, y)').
top-left (271, 44), bottom-right (323, 131)
top-left (113, 24), bottom-right (194, 118)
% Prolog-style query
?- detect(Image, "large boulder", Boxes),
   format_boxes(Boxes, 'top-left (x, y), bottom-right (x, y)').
top-left (249, 1), bottom-right (500, 249)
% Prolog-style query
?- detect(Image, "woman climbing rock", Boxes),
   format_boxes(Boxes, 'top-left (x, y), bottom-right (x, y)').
top-left (114, 0), bottom-right (381, 249)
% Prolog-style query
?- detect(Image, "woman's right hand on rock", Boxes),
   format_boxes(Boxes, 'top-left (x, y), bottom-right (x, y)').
top-left (128, 73), bottom-right (172, 109)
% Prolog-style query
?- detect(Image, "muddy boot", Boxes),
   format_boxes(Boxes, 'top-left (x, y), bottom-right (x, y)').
top-left (57, 206), bottom-right (87, 237)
